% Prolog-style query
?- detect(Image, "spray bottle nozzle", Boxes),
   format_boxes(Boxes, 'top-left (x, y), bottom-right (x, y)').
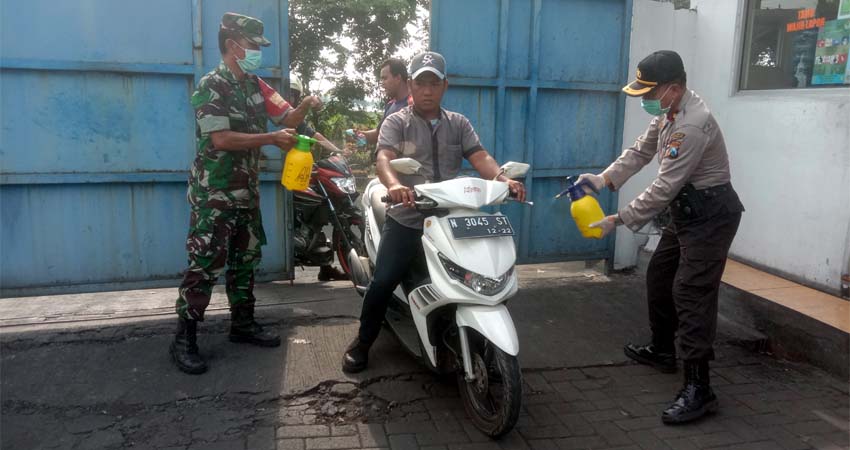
top-left (555, 175), bottom-right (597, 201)
top-left (554, 176), bottom-right (573, 199)
top-left (293, 134), bottom-right (318, 152)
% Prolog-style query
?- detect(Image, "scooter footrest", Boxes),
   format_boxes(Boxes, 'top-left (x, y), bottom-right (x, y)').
top-left (385, 306), bottom-right (422, 358)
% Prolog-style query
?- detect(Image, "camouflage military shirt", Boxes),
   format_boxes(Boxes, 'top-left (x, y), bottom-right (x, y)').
top-left (188, 63), bottom-right (269, 209)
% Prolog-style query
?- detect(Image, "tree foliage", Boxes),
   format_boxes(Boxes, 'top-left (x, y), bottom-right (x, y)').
top-left (310, 78), bottom-right (380, 143)
top-left (289, 0), bottom-right (429, 144)
top-left (289, 0), bottom-right (425, 95)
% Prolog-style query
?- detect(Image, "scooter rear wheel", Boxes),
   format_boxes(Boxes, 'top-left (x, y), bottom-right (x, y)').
top-left (457, 329), bottom-right (522, 439)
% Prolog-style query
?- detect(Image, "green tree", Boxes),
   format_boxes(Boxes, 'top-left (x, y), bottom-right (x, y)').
top-left (310, 78), bottom-right (379, 137)
top-left (289, 0), bottom-right (429, 160)
top-left (289, 0), bottom-right (426, 97)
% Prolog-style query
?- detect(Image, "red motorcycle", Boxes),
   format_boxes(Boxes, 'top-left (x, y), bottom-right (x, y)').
top-left (291, 152), bottom-right (365, 276)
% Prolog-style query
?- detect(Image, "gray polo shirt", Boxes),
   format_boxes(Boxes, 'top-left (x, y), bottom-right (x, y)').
top-left (376, 105), bottom-right (485, 229)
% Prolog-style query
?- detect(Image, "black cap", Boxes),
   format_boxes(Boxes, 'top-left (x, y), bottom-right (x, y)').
top-left (622, 50), bottom-right (685, 96)
top-left (409, 51), bottom-right (446, 80)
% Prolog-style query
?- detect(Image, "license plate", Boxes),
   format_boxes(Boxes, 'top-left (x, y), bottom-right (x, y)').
top-left (448, 215), bottom-right (514, 239)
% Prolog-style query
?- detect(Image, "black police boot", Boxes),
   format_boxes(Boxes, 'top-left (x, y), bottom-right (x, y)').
top-left (170, 317), bottom-right (208, 374)
top-left (624, 342), bottom-right (677, 373)
top-left (342, 338), bottom-right (371, 373)
top-left (318, 265), bottom-right (350, 282)
top-left (662, 360), bottom-right (717, 424)
top-left (229, 307), bottom-right (281, 347)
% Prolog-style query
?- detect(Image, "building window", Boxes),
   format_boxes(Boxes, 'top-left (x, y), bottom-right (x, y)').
top-left (740, 0), bottom-right (850, 90)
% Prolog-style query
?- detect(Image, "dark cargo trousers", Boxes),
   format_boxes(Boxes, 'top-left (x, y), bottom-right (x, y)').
top-left (646, 185), bottom-right (743, 361)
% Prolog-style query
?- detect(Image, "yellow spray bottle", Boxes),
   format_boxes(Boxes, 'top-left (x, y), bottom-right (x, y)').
top-left (281, 134), bottom-right (317, 191)
top-left (555, 176), bottom-right (605, 239)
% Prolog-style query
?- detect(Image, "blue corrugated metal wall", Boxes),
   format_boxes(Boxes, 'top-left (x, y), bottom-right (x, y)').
top-left (0, 0), bottom-right (293, 296)
top-left (431, 0), bottom-right (632, 263)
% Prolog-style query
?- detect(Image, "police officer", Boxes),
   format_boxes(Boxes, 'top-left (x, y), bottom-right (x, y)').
top-left (578, 50), bottom-right (744, 424)
top-left (172, 13), bottom-right (312, 374)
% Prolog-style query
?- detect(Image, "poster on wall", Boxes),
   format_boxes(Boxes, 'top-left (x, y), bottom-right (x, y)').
top-left (811, 18), bottom-right (850, 85)
top-left (839, 0), bottom-right (850, 20)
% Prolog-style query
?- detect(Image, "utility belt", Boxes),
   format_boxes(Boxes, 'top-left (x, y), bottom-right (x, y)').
top-left (670, 182), bottom-right (742, 222)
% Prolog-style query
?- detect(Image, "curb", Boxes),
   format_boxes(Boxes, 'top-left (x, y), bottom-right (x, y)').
top-left (720, 283), bottom-right (850, 380)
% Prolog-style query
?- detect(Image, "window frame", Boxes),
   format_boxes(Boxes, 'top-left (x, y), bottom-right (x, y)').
top-left (734, 0), bottom-right (850, 96)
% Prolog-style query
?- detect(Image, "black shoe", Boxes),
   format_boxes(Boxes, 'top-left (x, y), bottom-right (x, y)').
top-left (662, 360), bottom-right (717, 424)
top-left (229, 308), bottom-right (281, 347)
top-left (624, 342), bottom-right (677, 373)
top-left (170, 317), bottom-right (208, 374)
top-left (318, 265), bottom-right (350, 282)
top-left (342, 338), bottom-right (370, 373)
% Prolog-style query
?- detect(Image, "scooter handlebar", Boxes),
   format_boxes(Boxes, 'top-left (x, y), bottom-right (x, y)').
top-left (505, 186), bottom-right (534, 206)
top-left (380, 193), bottom-right (422, 203)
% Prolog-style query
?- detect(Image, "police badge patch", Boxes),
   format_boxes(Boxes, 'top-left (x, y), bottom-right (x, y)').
top-left (665, 145), bottom-right (680, 159)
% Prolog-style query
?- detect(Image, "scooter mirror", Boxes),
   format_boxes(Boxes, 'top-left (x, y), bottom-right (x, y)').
top-left (390, 158), bottom-right (423, 175)
top-left (500, 162), bottom-right (530, 179)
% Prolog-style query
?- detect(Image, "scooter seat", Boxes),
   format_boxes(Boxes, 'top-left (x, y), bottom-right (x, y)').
top-left (370, 186), bottom-right (388, 230)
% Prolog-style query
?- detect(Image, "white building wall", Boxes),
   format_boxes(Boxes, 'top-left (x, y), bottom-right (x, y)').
top-left (614, 0), bottom-right (850, 295)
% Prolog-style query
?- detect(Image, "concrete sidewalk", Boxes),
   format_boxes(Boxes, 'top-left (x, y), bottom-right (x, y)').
top-left (1, 265), bottom-right (848, 450)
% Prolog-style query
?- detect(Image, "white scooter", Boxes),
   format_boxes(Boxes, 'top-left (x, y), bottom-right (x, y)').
top-left (346, 158), bottom-right (532, 438)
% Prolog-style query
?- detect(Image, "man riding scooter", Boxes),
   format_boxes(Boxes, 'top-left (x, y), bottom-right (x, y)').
top-left (342, 51), bottom-right (526, 373)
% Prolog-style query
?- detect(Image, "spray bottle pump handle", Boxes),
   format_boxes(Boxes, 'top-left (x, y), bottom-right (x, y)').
top-left (570, 175), bottom-right (599, 194)
top-left (293, 134), bottom-right (318, 151)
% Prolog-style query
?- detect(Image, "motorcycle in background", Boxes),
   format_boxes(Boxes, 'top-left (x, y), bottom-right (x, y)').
top-left (291, 147), bottom-right (365, 277)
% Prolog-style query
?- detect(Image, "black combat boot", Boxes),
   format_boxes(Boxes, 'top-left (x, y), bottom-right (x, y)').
top-left (624, 342), bottom-right (677, 373)
top-left (662, 360), bottom-right (717, 424)
top-left (318, 265), bottom-right (350, 281)
top-left (229, 307), bottom-right (281, 347)
top-left (342, 338), bottom-right (370, 373)
top-left (170, 317), bottom-right (208, 374)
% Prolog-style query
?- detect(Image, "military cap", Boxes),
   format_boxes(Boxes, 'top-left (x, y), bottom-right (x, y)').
top-left (221, 12), bottom-right (271, 47)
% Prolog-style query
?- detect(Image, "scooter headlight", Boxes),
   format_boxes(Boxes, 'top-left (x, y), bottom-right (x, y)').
top-left (438, 254), bottom-right (512, 296)
top-left (331, 176), bottom-right (357, 194)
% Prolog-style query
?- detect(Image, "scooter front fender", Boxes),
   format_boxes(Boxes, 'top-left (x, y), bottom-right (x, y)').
top-left (455, 304), bottom-right (519, 356)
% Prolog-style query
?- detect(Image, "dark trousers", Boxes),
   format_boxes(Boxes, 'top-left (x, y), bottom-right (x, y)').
top-left (646, 186), bottom-right (743, 362)
top-left (358, 217), bottom-right (424, 344)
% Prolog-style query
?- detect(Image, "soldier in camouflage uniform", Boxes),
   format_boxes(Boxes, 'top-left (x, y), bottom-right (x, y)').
top-left (171, 12), bottom-right (319, 374)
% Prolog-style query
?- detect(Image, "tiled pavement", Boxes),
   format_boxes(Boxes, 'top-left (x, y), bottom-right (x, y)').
top-left (268, 345), bottom-right (848, 450)
top-left (2, 269), bottom-right (847, 450)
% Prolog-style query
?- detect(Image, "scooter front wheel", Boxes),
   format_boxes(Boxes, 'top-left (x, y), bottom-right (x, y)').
top-left (457, 329), bottom-right (522, 439)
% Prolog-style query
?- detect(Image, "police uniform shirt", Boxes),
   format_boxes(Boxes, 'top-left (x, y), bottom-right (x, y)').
top-left (602, 90), bottom-right (732, 231)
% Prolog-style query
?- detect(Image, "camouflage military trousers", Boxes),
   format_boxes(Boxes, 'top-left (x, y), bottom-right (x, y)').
top-left (176, 207), bottom-right (267, 321)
